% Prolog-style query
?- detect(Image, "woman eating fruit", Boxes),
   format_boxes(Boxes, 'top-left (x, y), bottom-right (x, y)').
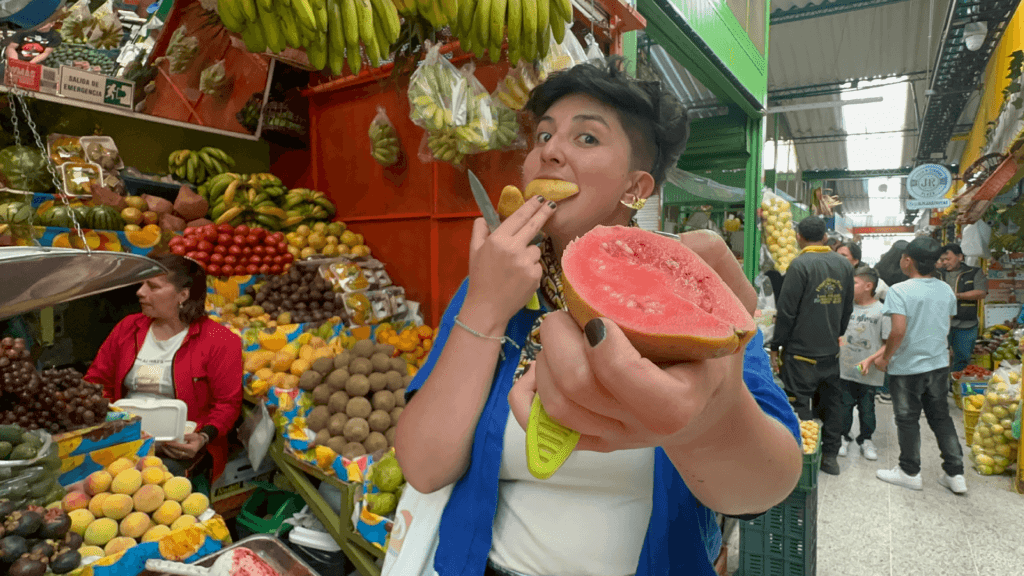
top-left (394, 58), bottom-right (803, 576)
top-left (86, 254), bottom-right (243, 482)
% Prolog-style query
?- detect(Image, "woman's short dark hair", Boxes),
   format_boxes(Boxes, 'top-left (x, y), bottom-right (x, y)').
top-left (150, 254), bottom-right (207, 325)
top-left (843, 242), bottom-right (862, 263)
top-left (524, 56), bottom-right (690, 191)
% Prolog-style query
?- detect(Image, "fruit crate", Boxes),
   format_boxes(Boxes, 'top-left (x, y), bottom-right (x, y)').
top-left (739, 486), bottom-right (818, 576)
top-left (798, 432), bottom-right (821, 493)
top-left (958, 381), bottom-right (988, 410)
top-left (964, 405), bottom-right (981, 443)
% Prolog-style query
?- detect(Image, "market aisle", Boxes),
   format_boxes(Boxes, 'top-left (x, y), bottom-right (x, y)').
top-left (726, 396), bottom-right (1024, 576)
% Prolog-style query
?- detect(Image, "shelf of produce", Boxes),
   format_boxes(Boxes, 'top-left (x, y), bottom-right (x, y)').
top-left (268, 437), bottom-right (384, 576)
top-left (0, 84), bottom-right (261, 142)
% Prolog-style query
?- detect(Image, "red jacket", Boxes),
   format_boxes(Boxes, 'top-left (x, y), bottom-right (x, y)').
top-left (86, 313), bottom-right (243, 482)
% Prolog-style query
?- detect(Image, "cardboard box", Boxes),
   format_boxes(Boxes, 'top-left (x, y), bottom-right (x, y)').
top-left (59, 437), bottom-right (155, 486)
top-left (54, 415), bottom-right (142, 459)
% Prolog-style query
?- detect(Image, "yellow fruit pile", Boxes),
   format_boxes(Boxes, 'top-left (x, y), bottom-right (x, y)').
top-left (968, 372), bottom-right (1020, 475)
top-left (247, 333), bottom-right (343, 394)
top-left (64, 456), bottom-right (211, 559)
top-left (375, 324), bottom-right (437, 372)
top-left (761, 195), bottom-right (798, 273)
top-left (799, 420), bottom-right (820, 454)
top-left (286, 221), bottom-right (371, 260)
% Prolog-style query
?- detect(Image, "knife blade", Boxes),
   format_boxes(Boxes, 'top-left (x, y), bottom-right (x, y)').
top-left (467, 170), bottom-right (502, 233)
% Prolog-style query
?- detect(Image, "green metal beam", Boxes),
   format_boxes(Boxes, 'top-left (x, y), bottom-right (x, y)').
top-left (744, 116), bottom-right (765, 282)
top-left (802, 167), bottom-right (915, 180)
top-left (770, 0), bottom-right (911, 25)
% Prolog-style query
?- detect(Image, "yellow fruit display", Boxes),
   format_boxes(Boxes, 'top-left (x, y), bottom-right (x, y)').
top-left (761, 194), bottom-right (799, 273)
top-left (163, 477), bottom-right (193, 502)
top-left (181, 493), bottom-right (210, 517)
top-left (799, 420), bottom-right (820, 454)
top-left (968, 373), bottom-right (1020, 475)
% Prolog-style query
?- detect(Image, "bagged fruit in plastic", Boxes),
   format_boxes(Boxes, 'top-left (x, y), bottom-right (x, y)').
top-left (369, 106), bottom-right (400, 167)
top-left (761, 188), bottom-right (799, 273)
top-left (969, 364), bottom-right (1021, 475)
top-left (199, 59), bottom-right (231, 98)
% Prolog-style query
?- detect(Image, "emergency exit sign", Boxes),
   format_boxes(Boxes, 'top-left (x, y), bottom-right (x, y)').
top-left (59, 67), bottom-right (134, 110)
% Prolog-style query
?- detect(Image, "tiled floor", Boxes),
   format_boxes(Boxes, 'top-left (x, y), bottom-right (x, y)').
top-left (726, 396), bottom-right (1024, 576)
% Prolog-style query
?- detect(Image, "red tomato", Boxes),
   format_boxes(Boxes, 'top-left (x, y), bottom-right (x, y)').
top-left (282, 253), bottom-right (294, 264)
top-left (183, 237), bottom-right (199, 250)
top-left (197, 240), bottom-right (214, 253)
top-left (213, 245), bottom-right (228, 255)
top-left (206, 264), bottom-right (222, 276)
top-left (217, 233), bottom-right (232, 245)
top-left (246, 264), bottom-right (259, 275)
top-left (217, 224), bottom-right (235, 235)
top-left (224, 255), bottom-right (239, 265)
top-left (194, 251), bottom-right (210, 263)
top-left (258, 264), bottom-right (272, 275)
top-left (233, 235), bottom-right (247, 246)
top-left (171, 245), bottom-right (186, 255)
top-left (269, 264), bottom-right (282, 274)
top-left (220, 265), bottom-right (234, 276)
top-left (272, 255), bottom-right (283, 265)
top-left (253, 245), bottom-right (265, 256)
top-left (264, 244), bottom-right (278, 256)
top-left (245, 234), bottom-right (259, 247)
top-left (268, 232), bottom-right (285, 244)
top-left (228, 244), bottom-right (243, 256)
top-left (185, 251), bottom-right (199, 260)
top-left (276, 242), bottom-right (288, 254)
top-left (235, 225), bottom-right (250, 236)
top-left (242, 246), bottom-right (253, 256)
top-left (169, 236), bottom-right (184, 248)
top-left (210, 253), bottom-right (225, 265)
top-left (203, 226), bottom-right (218, 242)
top-left (253, 227), bottom-right (267, 240)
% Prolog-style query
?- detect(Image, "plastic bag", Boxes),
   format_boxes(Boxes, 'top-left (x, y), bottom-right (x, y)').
top-left (760, 189), bottom-right (798, 273)
top-left (584, 32), bottom-right (605, 62)
top-left (754, 273), bottom-right (777, 343)
top-left (369, 106), bottom-right (400, 167)
top-left (408, 43), bottom-right (468, 132)
top-left (969, 364), bottom-right (1021, 475)
top-left (199, 59), bottom-right (231, 98)
top-left (537, 27), bottom-right (588, 82)
top-left (493, 62), bottom-right (540, 111)
top-left (162, 25), bottom-right (200, 75)
top-left (961, 220), bottom-right (991, 258)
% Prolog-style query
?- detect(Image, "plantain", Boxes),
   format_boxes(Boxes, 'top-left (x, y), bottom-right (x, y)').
top-left (474, 0), bottom-right (491, 48)
top-left (292, 0), bottom-right (319, 32)
top-left (521, 0), bottom-right (537, 61)
top-left (326, 0), bottom-right (347, 53)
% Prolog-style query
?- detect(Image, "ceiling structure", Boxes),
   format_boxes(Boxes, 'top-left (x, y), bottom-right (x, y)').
top-left (644, 0), bottom-right (1019, 219)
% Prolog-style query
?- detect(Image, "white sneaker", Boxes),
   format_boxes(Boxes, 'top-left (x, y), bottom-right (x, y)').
top-left (876, 466), bottom-right (923, 490)
top-left (939, 474), bottom-right (968, 495)
top-left (860, 439), bottom-right (878, 461)
top-left (838, 437), bottom-right (849, 457)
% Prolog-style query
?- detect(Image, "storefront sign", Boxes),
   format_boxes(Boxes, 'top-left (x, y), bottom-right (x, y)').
top-left (907, 164), bottom-right (952, 200)
top-left (59, 66), bottom-right (134, 110)
top-left (906, 198), bottom-right (952, 209)
top-left (3, 60), bottom-right (58, 94)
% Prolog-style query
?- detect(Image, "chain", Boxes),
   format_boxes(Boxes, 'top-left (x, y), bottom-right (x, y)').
top-left (11, 90), bottom-right (90, 253)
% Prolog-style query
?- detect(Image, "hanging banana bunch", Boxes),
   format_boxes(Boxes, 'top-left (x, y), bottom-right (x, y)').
top-left (449, 0), bottom-right (573, 63)
top-left (216, 0), bottom-right (400, 76)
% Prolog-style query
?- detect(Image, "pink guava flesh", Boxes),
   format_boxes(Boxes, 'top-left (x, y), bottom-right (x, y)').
top-left (562, 226), bottom-right (750, 342)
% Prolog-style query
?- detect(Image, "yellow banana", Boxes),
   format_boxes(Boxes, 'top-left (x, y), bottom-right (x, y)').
top-left (458, 0), bottom-right (477, 35)
top-left (315, 4), bottom-right (329, 32)
top-left (521, 0), bottom-right (537, 61)
top-left (277, 1), bottom-right (302, 48)
top-left (215, 206), bottom-right (245, 226)
top-left (552, 18), bottom-right (565, 44)
top-left (259, 5), bottom-right (286, 53)
top-left (341, 0), bottom-right (360, 50)
top-left (257, 0), bottom-right (273, 11)
top-left (354, 0), bottom-right (380, 66)
top-left (308, 34), bottom-right (328, 70)
top-left (441, 0), bottom-right (459, 24)
top-left (373, 13), bottom-right (390, 56)
top-left (370, 0), bottom-right (400, 44)
top-left (552, 0), bottom-right (570, 23)
top-left (224, 180), bottom-right (241, 206)
top-left (292, 0), bottom-right (319, 32)
top-left (326, 0), bottom-right (347, 53)
top-left (347, 45), bottom-right (362, 75)
top-left (490, 0), bottom-right (507, 58)
top-left (238, 0), bottom-right (258, 22)
top-left (327, 37), bottom-right (345, 75)
top-left (217, 0), bottom-right (245, 32)
top-left (535, 0), bottom-right (548, 56)
top-left (506, 0), bottom-right (521, 62)
top-left (474, 0), bottom-right (491, 47)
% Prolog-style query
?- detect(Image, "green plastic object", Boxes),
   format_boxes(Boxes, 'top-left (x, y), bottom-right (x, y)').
top-left (237, 488), bottom-right (305, 536)
top-left (526, 395), bottom-right (581, 480)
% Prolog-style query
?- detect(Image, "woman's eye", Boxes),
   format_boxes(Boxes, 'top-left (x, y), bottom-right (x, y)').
top-left (536, 132), bottom-right (552, 143)
top-left (577, 134), bottom-right (598, 145)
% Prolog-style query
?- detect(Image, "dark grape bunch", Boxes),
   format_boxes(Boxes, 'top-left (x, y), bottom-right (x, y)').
top-left (0, 338), bottom-right (109, 434)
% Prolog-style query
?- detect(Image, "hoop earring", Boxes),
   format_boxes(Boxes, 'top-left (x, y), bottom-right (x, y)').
top-left (620, 194), bottom-right (646, 211)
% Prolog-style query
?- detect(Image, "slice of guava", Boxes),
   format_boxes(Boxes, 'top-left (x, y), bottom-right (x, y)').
top-left (562, 226), bottom-right (756, 362)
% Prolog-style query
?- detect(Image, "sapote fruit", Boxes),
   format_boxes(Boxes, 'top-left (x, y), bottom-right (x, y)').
top-left (561, 226), bottom-right (755, 362)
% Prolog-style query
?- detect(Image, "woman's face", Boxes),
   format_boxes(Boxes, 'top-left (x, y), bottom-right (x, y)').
top-left (522, 94), bottom-right (653, 244)
top-left (837, 245), bottom-right (856, 265)
top-left (137, 275), bottom-right (188, 322)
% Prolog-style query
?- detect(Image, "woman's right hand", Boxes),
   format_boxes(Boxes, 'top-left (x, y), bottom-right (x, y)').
top-left (463, 196), bottom-right (556, 328)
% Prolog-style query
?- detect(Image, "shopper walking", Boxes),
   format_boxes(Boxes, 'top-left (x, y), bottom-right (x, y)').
top-left (939, 244), bottom-right (987, 373)
top-left (873, 237), bottom-right (966, 494)
top-left (394, 58), bottom-right (803, 576)
top-left (837, 266), bottom-right (890, 461)
top-left (770, 216), bottom-right (854, 476)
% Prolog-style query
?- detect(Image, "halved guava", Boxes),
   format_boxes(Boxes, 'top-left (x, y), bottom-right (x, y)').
top-left (562, 226), bottom-right (756, 361)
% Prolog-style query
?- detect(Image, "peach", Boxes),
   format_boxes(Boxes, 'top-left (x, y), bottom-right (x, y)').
top-left (141, 466), bottom-right (165, 486)
top-left (84, 518), bottom-right (119, 546)
top-left (62, 491), bottom-right (91, 513)
top-left (84, 471), bottom-right (112, 496)
top-left (111, 469), bottom-right (143, 495)
top-left (88, 492), bottom-right (111, 518)
top-left (105, 457), bottom-right (136, 477)
top-left (120, 511), bottom-right (153, 539)
top-left (101, 493), bottom-right (134, 520)
top-left (141, 524), bottom-right (172, 542)
top-left (152, 500), bottom-right (182, 526)
top-left (133, 484), bottom-right (165, 514)
top-left (68, 509), bottom-right (95, 536)
top-left (181, 493), bottom-right (209, 517)
top-left (162, 477), bottom-right (192, 502)
top-left (137, 456), bottom-right (164, 470)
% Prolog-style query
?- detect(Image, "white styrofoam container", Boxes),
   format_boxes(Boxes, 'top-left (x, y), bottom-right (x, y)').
top-left (112, 398), bottom-right (188, 441)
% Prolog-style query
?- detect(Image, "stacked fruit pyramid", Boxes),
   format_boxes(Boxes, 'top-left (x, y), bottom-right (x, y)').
top-left (62, 456), bottom-right (211, 559)
top-left (968, 370), bottom-right (1020, 475)
top-left (761, 194), bottom-right (798, 273)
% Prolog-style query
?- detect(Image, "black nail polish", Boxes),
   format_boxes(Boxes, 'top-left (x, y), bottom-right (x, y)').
top-left (585, 319), bottom-right (605, 347)
top-left (548, 201), bottom-right (557, 209)
top-left (537, 195), bottom-right (546, 203)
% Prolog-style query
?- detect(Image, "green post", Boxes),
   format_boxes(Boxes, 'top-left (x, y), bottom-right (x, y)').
top-left (743, 115), bottom-right (765, 282)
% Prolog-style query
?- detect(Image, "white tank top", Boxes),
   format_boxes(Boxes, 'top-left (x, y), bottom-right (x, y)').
top-left (488, 411), bottom-right (655, 576)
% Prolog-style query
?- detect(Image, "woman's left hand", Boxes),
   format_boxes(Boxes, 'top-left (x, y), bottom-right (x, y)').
top-left (158, 433), bottom-right (207, 460)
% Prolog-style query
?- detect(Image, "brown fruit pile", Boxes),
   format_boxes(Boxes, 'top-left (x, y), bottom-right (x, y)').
top-left (0, 338), bottom-right (109, 433)
top-left (303, 339), bottom-right (410, 460)
top-left (252, 267), bottom-right (342, 325)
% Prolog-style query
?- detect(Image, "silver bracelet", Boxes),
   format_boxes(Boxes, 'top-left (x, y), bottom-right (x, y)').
top-left (454, 316), bottom-right (520, 360)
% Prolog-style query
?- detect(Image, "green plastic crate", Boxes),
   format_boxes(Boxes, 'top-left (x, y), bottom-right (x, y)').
top-left (739, 486), bottom-right (818, 576)
top-left (797, 431), bottom-right (821, 492)
top-left (236, 487), bottom-right (305, 536)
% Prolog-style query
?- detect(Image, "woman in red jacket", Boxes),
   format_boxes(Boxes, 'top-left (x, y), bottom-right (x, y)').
top-left (86, 254), bottom-right (243, 482)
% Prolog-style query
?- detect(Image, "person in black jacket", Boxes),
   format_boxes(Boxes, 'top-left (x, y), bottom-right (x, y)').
top-left (939, 243), bottom-right (987, 373)
top-left (770, 216), bottom-right (855, 475)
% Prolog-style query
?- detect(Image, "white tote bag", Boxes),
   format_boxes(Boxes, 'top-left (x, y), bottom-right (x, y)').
top-left (381, 482), bottom-right (454, 576)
